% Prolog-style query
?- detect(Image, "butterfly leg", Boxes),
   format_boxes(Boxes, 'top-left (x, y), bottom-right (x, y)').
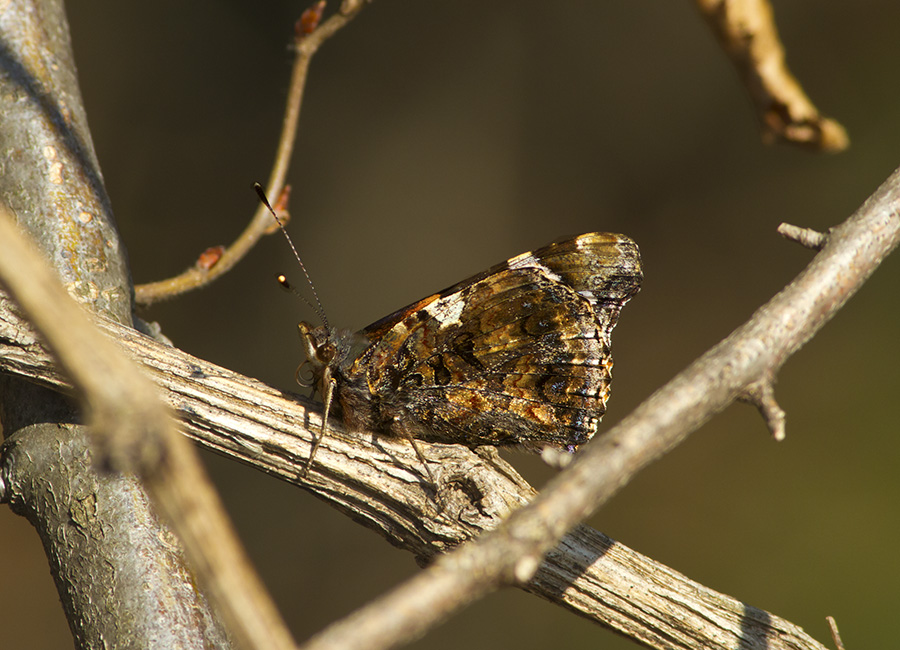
top-left (398, 432), bottom-right (447, 510)
top-left (303, 368), bottom-right (336, 477)
top-left (402, 434), bottom-right (436, 487)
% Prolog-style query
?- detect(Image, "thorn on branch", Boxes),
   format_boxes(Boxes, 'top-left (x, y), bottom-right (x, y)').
top-left (778, 222), bottom-right (828, 250)
top-left (740, 377), bottom-right (786, 441)
top-left (827, 616), bottom-right (846, 650)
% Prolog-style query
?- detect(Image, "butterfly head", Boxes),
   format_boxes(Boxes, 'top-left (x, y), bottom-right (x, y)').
top-left (297, 321), bottom-right (337, 393)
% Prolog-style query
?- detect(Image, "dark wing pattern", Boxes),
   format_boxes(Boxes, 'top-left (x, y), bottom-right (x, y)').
top-left (343, 233), bottom-right (642, 451)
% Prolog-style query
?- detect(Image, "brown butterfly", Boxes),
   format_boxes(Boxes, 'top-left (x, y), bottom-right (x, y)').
top-left (293, 232), bottom-right (642, 477)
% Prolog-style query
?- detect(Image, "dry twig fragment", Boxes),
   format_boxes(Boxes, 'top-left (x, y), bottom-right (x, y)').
top-left (696, 0), bottom-right (849, 152)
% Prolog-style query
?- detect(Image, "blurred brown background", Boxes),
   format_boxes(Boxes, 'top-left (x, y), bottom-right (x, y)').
top-left (2, 1), bottom-right (899, 648)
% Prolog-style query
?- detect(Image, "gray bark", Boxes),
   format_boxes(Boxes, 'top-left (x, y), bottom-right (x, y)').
top-left (0, 1), bottom-right (228, 647)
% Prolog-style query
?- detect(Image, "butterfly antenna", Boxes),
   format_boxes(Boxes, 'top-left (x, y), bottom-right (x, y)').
top-left (275, 273), bottom-right (319, 320)
top-left (254, 182), bottom-right (330, 328)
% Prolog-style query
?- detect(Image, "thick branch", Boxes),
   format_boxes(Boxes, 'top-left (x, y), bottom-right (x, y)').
top-left (0, 205), bottom-right (297, 650)
top-left (0, 1), bottom-right (226, 647)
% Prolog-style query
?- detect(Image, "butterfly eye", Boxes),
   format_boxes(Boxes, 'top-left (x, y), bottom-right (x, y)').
top-left (321, 343), bottom-right (337, 363)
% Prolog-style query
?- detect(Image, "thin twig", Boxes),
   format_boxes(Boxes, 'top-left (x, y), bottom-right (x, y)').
top-left (0, 205), bottom-right (297, 650)
top-left (696, 0), bottom-right (848, 152)
top-left (134, 1), bottom-right (368, 305)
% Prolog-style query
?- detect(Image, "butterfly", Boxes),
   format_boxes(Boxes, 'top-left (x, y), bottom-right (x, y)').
top-left (293, 232), bottom-right (642, 477)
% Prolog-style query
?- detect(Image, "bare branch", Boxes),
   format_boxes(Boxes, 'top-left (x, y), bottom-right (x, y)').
top-left (134, 1), bottom-right (369, 305)
top-left (696, 0), bottom-right (849, 151)
top-left (0, 0), bottom-right (226, 645)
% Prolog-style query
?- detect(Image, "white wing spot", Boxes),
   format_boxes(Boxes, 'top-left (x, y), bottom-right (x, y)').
top-left (427, 296), bottom-right (466, 328)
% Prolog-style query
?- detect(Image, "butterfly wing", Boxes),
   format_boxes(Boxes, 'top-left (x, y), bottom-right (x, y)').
top-left (344, 233), bottom-right (642, 451)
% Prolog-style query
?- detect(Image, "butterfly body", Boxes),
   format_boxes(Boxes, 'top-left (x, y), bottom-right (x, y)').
top-left (298, 233), bottom-right (642, 457)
